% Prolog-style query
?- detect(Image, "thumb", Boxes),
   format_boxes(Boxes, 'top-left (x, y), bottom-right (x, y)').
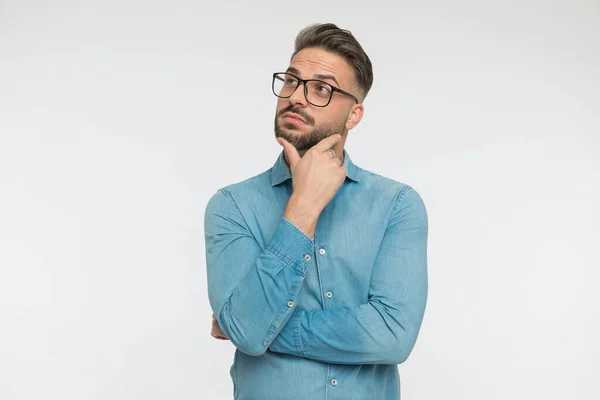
top-left (277, 138), bottom-right (301, 169)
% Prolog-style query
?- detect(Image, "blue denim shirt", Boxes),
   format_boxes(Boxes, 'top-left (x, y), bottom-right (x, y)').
top-left (205, 149), bottom-right (428, 400)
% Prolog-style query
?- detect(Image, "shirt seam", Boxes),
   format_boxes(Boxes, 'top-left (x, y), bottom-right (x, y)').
top-left (217, 188), bottom-right (260, 246)
top-left (282, 216), bottom-right (315, 244)
top-left (365, 185), bottom-right (412, 294)
top-left (265, 244), bottom-right (306, 275)
top-left (391, 185), bottom-right (412, 216)
top-left (266, 244), bottom-right (290, 266)
top-left (265, 217), bottom-right (314, 273)
top-left (296, 312), bottom-right (306, 357)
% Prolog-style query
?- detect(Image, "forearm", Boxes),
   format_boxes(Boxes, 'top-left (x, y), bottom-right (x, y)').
top-left (270, 186), bottom-right (429, 365)
top-left (283, 193), bottom-right (321, 240)
top-left (206, 190), bottom-right (315, 356)
top-left (214, 217), bottom-right (313, 355)
top-left (269, 289), bottom-right (427, 365)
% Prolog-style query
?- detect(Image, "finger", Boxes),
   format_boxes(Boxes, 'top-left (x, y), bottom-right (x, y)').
top-left (277, 137), bottom-right (301, 168)
top-left (211, 332), bottom-right (230, 340)
top-left (212, 323), bottom-right (229, 339)
top-left (212, 313), bottom-right (225, 332)
top-left (327, 149), bottom-right (339, 161)
top-left (313, 133), bottom-right (342, 152)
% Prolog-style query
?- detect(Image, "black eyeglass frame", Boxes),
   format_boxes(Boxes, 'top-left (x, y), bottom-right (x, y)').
top-left (272, 72), bottom-right (359, 107)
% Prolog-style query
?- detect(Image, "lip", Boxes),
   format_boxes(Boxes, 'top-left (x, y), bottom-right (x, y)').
top-left (282, 112), bottom-right (307, 124)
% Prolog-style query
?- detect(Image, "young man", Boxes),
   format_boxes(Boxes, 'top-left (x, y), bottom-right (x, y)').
top-left (205, 23), bottom-right (428, 400)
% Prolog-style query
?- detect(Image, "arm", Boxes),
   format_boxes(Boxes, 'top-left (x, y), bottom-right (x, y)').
top-left (205, 189), bottom-right (314, 356)
top-left (269, 186), bottom-right (428, 365)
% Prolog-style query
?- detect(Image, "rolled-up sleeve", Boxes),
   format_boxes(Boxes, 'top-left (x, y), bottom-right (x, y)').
top-left (269, 186), bottom-right (428, 364)
top-left (205, 188), bottom-right (314, 356)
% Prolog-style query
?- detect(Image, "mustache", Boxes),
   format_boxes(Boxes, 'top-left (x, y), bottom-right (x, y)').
top-left (278, 105), bottom-right (315, 125)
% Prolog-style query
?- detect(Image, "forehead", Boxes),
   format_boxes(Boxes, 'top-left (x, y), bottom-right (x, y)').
top-left (288, 47), bottom-right (355, 87)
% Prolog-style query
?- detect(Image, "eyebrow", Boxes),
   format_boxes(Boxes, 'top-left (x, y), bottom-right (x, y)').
top-left (286, 66), bottom-right (341, 87)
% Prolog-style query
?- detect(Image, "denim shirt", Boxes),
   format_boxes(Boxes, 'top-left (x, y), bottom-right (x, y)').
top-left (205, 149), bottom-right (428, 400)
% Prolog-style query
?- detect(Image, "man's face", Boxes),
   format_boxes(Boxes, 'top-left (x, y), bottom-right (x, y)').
top-left (274, 47), bottom-right (359, 152)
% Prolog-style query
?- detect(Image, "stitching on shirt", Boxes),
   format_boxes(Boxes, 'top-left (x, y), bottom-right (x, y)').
top-left (265, 218), bottom-right (314, 273)
top-left (384, 185), bottom-right (413, 232)
top-left (365, 185), bottom-right (412, 294)
top-left (216, 194), bottom-right (305, 273)
top-left (391, 185), bottom-right (412, 217)
top-left (260, 274), bottom-right (305, 348)
top-left (218, 188), bottom-right (243, 215)
top-left (261, 307), bottom-right (286, 348)
top-left (325, 364), bottom-right (331, 400)
top-left (265, 243), bottom-right (301, 273)
top-left (217, 188), bottom-right (261, 246)
top-left (296, 312), bottom-right (306, 357)
top-left (281, 216), bottom-right (314, 246)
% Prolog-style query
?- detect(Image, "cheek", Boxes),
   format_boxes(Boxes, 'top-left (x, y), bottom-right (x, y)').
top-left (319, 108), bottom-right (346, 126)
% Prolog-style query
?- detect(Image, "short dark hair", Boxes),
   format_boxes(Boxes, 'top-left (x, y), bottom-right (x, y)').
top-left (291, 23), bottom-right (373, 102)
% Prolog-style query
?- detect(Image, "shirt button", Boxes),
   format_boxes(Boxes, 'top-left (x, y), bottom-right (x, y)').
top-left (326, 291), bottom-right (333, 298)
top-left (304, 254), bottom-right (311, 262)
top-left (331, 378), bottom-right (338, 386)
top-left (287, 300), bottom-right (294, 308)
top-left (319, 248), bottom-right (326, 255)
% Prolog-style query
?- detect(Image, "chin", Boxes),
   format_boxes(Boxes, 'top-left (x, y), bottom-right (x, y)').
top-left (276, 121), bottom-right (303, 134)
top-left (283, 123), bottom-right (304, 131)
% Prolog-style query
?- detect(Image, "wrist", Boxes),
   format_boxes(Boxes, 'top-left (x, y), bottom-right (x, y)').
top-left (284, 194), bottom-right (321, 239)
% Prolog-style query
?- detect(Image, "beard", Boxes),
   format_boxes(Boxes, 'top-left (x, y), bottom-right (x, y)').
top-left (274, 107), bottom-right (347, 151)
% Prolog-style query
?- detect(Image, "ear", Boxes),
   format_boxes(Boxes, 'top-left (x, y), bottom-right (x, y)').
top-left (345, 103), bottom-right (364, 131)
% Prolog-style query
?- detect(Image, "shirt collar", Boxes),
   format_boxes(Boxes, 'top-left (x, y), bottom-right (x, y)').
top-left (271, 148), bottom-right (361, 186)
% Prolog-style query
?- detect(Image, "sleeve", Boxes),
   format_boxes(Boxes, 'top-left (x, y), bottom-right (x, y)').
top-left (205, 188), bottom-right (315, 356)
top-left (269, 186), bottom-right (428, 365)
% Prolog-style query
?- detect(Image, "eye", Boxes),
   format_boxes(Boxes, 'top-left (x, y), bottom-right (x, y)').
top-left (313, 84), bottom-right (332, 97)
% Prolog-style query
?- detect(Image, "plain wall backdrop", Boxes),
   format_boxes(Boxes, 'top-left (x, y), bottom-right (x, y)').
top-left (1, 0), bottom-right (599, 399)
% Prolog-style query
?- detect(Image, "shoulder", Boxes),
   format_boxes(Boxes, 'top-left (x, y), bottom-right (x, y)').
top-left (205, 169), bottom-right (271, 215)
top-left (356, 165), bottom-right (425, 201)
top-left (354, 165), bottom-right (427, 222)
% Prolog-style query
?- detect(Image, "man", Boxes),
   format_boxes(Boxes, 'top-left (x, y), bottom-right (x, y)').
top-left (205, 23), bottom-right (428, 400)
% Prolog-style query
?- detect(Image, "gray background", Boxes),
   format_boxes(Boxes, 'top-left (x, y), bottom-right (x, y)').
top-left (1, 0), bottom-right (599, 399)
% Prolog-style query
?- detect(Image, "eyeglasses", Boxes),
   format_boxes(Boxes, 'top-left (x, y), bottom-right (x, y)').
top-left (272, 72), bottom-right (359, 107)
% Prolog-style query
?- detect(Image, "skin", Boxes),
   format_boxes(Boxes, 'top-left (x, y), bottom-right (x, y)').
top-left (274, 47), bottom-right (364, 162)
top-left (212, 47), bottom-right (366, 340)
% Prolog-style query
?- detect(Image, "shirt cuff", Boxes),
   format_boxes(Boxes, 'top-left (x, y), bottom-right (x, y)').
top-left (266, 217), bottom-right (315, 276)
top-left (269, 310), bottom-right (304, 357)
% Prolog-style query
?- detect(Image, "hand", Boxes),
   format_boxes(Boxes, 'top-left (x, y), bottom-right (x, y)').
top-left (211, 313), bottom-right (229, 340)
top-left (277, 135), bottom-right (346, 237)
